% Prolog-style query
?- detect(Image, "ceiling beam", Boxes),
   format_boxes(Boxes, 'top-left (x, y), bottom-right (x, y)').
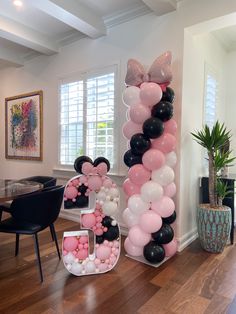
top-left (0, 15), bottom-right (59, 55)
top-left (30, 0), bottom-right (107, 39)
top-left (0, 47), bottom-right (24, 67)
top-left (142, 0), bottom-right (177, 16)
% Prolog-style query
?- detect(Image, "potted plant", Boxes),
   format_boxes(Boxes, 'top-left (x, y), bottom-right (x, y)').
top-left (191, 121), bottom-right (235, 253)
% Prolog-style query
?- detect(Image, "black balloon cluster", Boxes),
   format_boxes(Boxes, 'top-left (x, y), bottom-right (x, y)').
top-left (143, 211), bottom-right (176, 263)
top-left (123, 87), bottom-right (175, 168)
top-left (96, 216), bottom-right (119, 244)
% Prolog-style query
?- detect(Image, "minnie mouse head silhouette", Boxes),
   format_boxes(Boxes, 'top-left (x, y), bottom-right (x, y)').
top-left (74, 156), bottom-right (110, 176)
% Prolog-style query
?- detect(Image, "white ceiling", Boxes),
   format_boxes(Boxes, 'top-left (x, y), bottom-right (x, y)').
top-left (0, 0), bottom-right (179, 69)
top-left (0, 0), bottom-right (235, 70)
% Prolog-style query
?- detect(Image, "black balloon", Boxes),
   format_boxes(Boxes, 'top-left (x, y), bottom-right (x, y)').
top-left (96, 235), bottom-right (104, 244)
top-left (64, 199), bottom-right (75, 209)
top-left (74, 156), bottom-right (93, 173)
top-left (152, 224), bottom-right (174, 244)
top-left (161, 87), bottom-right (175, 103)
top-left (151, 101), bottom-right (173, 122)
top-left (78, 184), bottom-right (88, 195)
top-left (162, 211), bottom-right (176, 224)
top-left (143, 241), bottom-right (165, 264)
top-left (142, 117), bottom-right (164, 139)
top-left (123, 149), bottom-right (142, 167)
top-left (75, 195), bottom-right (88, 208)
top-left (103, 225), bottom-right (119, 241)
top-left (94, 157), bottom-right (110, 172)
top-left (102, 216), bottom-right (113, 228)
top-left (130, 133), bottom-right (151, 155)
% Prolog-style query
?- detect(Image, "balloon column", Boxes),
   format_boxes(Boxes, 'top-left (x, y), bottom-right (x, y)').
top-left (122, 51), bottom-right (178, 265)
top-left (62, 156), bottom-right (120, 276)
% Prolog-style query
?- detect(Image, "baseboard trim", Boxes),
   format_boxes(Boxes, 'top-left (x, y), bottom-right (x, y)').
top-left (177, 227), bottom-right (198, 252)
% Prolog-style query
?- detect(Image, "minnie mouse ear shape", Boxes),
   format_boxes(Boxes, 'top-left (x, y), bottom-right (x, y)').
top-left (74, 156), bottom-right (93, 174)
top-left (93, 157), bottom-right (110, 172)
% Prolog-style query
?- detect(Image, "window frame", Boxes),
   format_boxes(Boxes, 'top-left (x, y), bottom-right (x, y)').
top-left (58, 64), bottom-right (119, 174)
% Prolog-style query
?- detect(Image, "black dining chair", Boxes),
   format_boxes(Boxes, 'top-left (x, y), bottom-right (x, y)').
top-left (0, 185), bottom-right (64, 282)
top-left (0, 176), bottom-right (57, 220)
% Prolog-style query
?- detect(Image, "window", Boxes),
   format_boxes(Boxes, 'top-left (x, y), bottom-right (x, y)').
top-left (203, 64), bottom-right (218, 128)
top-left (59, 66), bottom-right (117, 172)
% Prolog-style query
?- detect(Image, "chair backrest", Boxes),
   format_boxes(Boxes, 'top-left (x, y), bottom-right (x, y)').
top-left (22, 176), bottom-right (57, 188)
top-left (11, 185), bottom-right (64, 228)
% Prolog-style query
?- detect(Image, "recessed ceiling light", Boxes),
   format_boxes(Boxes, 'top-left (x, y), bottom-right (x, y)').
top-left (13, 0), bottom-right (23, 7)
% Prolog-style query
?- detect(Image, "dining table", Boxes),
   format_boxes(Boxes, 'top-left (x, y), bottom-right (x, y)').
top-left (0, 179), bottom-right (43, 202)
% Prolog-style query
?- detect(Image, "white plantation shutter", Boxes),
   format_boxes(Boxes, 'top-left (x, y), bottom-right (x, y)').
top-left (59, 67), bottom-right (116, 171)
top-left (203, 64), bottom-right (218, 128)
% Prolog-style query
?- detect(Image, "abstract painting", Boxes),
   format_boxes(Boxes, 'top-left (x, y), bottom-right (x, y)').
top-left (5, 91), bottom-right (43, 160)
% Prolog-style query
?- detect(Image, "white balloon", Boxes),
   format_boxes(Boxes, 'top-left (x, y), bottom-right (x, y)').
top-left (165, 152), bottom-right (177, 168)
top-left (152, 165), bottom-right (175, 187)
top-left (85, 261), bottom-right (96, 273)
top-left (108, 187), bottom-right (119, 198)
top-left (63, 252), bottom-right (76, 264)
top-left (122, 207), bottom-right (139, 228)
top-left (127, 194), bottom-right (150, 214)
top-left (102, 200), bottom-right (118, 216)
top-left (96, 191), bottom-right (107, 201)
top-left (122, 86), bottom-right (141, 106)
top-left (140, 181), bottom-right (163, 203)
top-left (70, 262), bottom-right (83, 275)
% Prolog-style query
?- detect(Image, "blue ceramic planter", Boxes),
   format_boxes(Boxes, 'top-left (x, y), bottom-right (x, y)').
top-left (197, 205), bottom-right (231, 253)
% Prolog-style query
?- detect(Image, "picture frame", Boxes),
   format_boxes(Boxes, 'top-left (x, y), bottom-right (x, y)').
top-left (5, 90), bottom-right (43, 161)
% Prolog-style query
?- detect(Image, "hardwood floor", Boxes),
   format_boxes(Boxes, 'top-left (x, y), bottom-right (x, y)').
top-left (0, 218), bottom-right (236, 314)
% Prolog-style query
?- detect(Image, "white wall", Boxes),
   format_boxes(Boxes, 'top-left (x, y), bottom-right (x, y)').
top-left (225, 51), bottom-right (236, 174)
top-left (180, 30), bottom-right (227, 248)
top-left (1, 0), bottom-right (236, 249)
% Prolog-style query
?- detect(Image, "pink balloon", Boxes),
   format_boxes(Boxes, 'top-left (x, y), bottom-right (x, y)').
top-left (103, 178), bottom-right (113, 188)
top-left (164, 119), bottom-right (177, 135)
top-left (151, 196), bottom-right (175, 218)
top-left (65, 186), bottom-right (78, 200)
top-left (124, 237), bottom-right (143, 256)
top-left (96, 162), bottom-right (108, 175)
top-left (79, 236), bottom-right (88, 244)
top-left (96, 244), bottom-right (112, 260)
top-left (77, 248), bottom-right (88, 260)
top-left (142, 149), bottom-right (165, 171)
top-left (81, 213), bottom-right (96, 228)
top-left (164, 182), bottom-right (176, 197)
top-left (129, 103), bottom-right (151, 124)
top-left (152, 132), bottom-right (176, 154)
top-left (98, 263), bottom-right (109, 272)
top-left (87, 175), bottom-right (102, 191)
top-left (163, 238), bottom-right (177, 257)
top-left (63, 237), bottom-right (78, 252)
top-left (123, 178), bottom-right (141, 196)
top-left (82, 162), bottom-right (93, 175)
top-left (128, 164), bottom-right (151, 185)
top-left (128, 225), bottom-right (151, 247)
top-left (139, 210), bottom-right (162, 233)
top-left (122, 120), bottom-right (142, 140)
top-left (140, 82), bottom-right (162, 107)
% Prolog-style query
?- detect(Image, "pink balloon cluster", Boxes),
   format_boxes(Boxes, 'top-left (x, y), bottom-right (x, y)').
top-left (122, 53), bottom-right (178, 264)
top-left (63, 156), bottom-right (121, 276)
top-left (63, 235), bottom-right (120, 275)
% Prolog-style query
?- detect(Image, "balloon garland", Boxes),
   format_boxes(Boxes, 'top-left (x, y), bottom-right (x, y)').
top-left (122, 51), bottom-right (178, 264)
top-left (62, 156), bottom-right (120, 276)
